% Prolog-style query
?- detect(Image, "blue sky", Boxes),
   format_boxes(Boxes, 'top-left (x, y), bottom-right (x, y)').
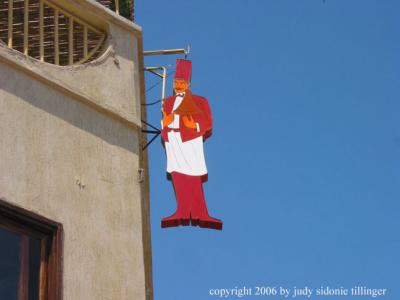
top-left (136, 1), bottom-right (400, 299)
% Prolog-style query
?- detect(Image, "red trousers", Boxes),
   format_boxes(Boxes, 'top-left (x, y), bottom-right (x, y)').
top-left (161, 172), bottom-right (222, 230)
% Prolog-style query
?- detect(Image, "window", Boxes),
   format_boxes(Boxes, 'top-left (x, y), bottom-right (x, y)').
top-left (0, 198), bottom-right (62, 300)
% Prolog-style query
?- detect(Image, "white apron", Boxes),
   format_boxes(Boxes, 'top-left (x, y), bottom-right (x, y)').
top-left (164, 94), bottom-right (207, 176)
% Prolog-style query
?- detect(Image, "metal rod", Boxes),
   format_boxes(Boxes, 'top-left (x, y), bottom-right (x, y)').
top-left (144, 66), bottom-right (167, 102)
top-left (145, 66), bottom-right (166, 72)
top-left (142, 133), bottom-right (160, 151)
top-left (142, 130), bottom-right (160, 134)
top-left (24, 0), bottom-right (29, 55)
top-left (68, 17), bottom-right (73, 65)
top-left (141, 120), bottom-right (160, 132)
top-left (8, 0), bottom-right (13, 47)
top-left (39, 0), bottom-right (44, 61)
top-left (161, 67), bottom-right (167, 101)
top-left (146, 69), bottom-right (163, 78)
top-left (143, 48), bottom-right (189, 56)
top-left (54, 8), bottom-right (59, 65)
top-left (115, 0), bottom-right (120, 15)
top-left (83, 26), bottom-right (88, 58)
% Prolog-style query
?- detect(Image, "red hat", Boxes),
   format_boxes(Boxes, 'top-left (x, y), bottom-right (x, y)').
top-left (174, 59), bottom-right (192, 82)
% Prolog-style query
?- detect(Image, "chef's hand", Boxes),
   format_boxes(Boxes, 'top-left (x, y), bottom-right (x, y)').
top-left (182, 115), bottom-right (197, 129)
top-left (162, 111), bottom-right (175, 127)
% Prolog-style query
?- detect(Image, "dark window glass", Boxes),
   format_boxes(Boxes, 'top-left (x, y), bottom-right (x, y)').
top-left (0, 229), bottom-right (41, 300)
top-left (28, 237), bottom-right (41, 300)
top-left (0, 229), bottom-right (20, 300)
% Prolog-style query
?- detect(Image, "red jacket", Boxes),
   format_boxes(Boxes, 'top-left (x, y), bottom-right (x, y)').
top-left (161, 94), bottom-right (213, 143)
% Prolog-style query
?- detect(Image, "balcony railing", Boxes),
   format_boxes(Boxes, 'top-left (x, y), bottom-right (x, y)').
top-left (0, 0), bottom-right (110, 65)
top-left (96, 0), bottom-right (134, 21)
top-left (0, 0), bottom-right (133, 66)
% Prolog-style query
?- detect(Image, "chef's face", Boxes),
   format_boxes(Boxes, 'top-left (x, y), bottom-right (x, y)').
top-left (174, 79), bottom-right (190, 94)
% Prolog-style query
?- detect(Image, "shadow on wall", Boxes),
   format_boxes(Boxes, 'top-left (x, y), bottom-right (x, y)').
top-left (0, 61), bottom-right (139, 155)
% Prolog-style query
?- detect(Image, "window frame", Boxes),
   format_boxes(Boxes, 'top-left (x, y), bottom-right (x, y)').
top-left (0, 197), bottom-right (63, 300)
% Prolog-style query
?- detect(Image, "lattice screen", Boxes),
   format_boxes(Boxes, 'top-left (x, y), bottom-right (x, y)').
top-left (0, 0), bottom-right (114, 65)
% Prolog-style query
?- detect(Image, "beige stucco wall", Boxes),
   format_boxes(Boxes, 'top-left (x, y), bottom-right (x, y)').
top-left (0, 2), bottom-right (152, 299)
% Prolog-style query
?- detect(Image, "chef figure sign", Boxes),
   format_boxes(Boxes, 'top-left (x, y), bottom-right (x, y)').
top-left (161, 59), bottom-right (223, 230)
